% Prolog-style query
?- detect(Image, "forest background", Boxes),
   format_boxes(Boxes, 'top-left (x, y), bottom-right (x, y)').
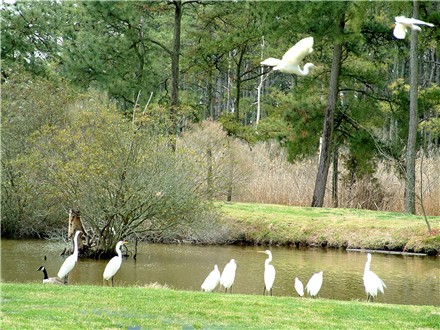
top-left (1, 1), bottom-right (439, 256)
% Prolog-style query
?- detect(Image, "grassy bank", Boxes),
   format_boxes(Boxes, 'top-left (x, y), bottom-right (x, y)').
top-left (219, 203), bottom-right (440, 255)
top-left (1, 283), bottom-right (439, 329)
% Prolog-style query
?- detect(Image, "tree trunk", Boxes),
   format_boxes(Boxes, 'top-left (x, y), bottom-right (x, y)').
top-left (234, 45), bottom-right (247, 122)
top-left (332, 146), bottom-right (339, 208)
top-left (405, 0), bottom-right (419, 214)
top-left (170, 0), bottom-right (183, 149)
top-left (311, 37), bottom-right (344, 207)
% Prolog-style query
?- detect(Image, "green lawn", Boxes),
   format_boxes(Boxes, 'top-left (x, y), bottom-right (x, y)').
top-left (218, 202), bottom-right (440, 254)
top-left (1, 283), bottom-right (439, 329)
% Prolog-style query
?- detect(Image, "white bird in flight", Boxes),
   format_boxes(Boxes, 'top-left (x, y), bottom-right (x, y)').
top-left (363, 253), bottom-right (387, 302)
top-left (201, 264), bottom-right (221, 292)
top-left (261, 36), bottom-right (315, 76)
top-left (393, 16), bottom-right (434, 39)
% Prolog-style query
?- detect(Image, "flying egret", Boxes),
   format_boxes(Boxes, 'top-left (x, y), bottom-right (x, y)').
top-left (220, 259), bottom-right (237, 293)
top-left (261, 36), bottom-right (315, 76)
top-left (258, 250), bottom-right (276, 296)
top-left (57, 230), bottom-right (82, 280)
top-left (201, 264), bottom-right (221, 292)
top-left (294, 277), bottom-right (304, 297)
top-left (37, 266), bottom-right (65, 285)
top-left (305, 271), bottom-right (323, 298)
top-left (103, 240), bottom-right (128, 287)
top-left (393, 16), bottom-right (434, 39)
top-left (363, 253), bottom-right (386, 302)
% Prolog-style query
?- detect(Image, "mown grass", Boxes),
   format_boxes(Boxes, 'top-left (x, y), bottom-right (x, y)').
top-left (218, 203), bottom-right (440, 255)
top-left (1, 283), bottom-right (439, 329)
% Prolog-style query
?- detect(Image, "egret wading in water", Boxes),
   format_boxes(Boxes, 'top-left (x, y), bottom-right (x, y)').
top-left (57, 230), bottom-right (82, 281)
top-left (393, 16), bottom-right (434, 39)
top-left (258, 250), bottom-right (276, 296)
top-left (201, 264), bottom-right (221, 292)
top-left (305, 271), bottom-right (323, 298)
top-left (103, 240), bottom-right (128, 287)
top-left (261, 36), bottom-right (315, 76)
top-left (294, 277), bottom-right (304, 297)
top-left (220, 259), bottom-right (237, 293)
top-left (37, 266), bottom-right (65, 285)
top-left (363, 253), bottom-right (386, 302)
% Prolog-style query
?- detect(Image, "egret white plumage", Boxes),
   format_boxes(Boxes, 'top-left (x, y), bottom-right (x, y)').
top-left (201, 264), bottom-right (221, 292)
top-left (393, 16), bottom-right (434, 39)
top-left (261, 36), bottom-right (315, 76)
top-left (103, 240), bottom-right (128, 287)
top-left (57, 230), bottom-right (81, 280)
top-left (37, 266), bottom-right (65, 285)
top-left (294, 277), bottom-right (304, 297)
top-left (220, 259), bottom-right (237, 293)
top-left (305, 271), bottom-right (323, 298)
top-left (363, 253), bottom-right (386, 302)
top-left (258, 250), bottom-right (276, 296)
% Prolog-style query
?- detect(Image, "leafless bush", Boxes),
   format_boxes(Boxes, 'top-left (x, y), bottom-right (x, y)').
top-left (232, 140), bottom-right (440, 215)
top-left (232, 141), bottom-right (317, 206)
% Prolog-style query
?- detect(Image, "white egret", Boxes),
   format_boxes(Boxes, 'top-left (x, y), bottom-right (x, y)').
top-left (220, 259), bottom-right (237, 293)
top-left (201, 264), bottom-right (221, 292)
top-left (37, 266), bottom-right (65, 285)
top-left (294, 277), bottom-right (304, 297)
top-left (103, 240), bottom-right (128, 287)
top-left (363, 253), bottom-right (386, 302)
top-left (393, 16), bottom-right (434, 39)
top-left (305, 271), bottom-right (323, 298)
top-left (261, 36), bottom-right (315, 76)
top-left (57, 230), bottom-right (82, 280)
top-left (258, 250), bottom-right (276, 296)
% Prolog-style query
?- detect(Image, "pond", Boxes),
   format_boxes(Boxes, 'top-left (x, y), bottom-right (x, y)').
top-left (1, 239), bottom-right (438, 306)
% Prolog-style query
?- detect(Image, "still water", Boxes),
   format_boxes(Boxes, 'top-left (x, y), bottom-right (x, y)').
top-left (1, 239), bottom-right (439, 306)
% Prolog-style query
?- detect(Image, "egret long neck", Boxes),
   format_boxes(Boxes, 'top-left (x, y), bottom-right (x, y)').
top-left (266, 253), bottom-right (273, 266)
top-left (73, 233), bottom-right (80, 258)
top-left (116, 244), bottom-right (123, 258)
top-left (364, 260), bottom-right (370, 274)
top-left (298, 63), bottom-right (313, 76)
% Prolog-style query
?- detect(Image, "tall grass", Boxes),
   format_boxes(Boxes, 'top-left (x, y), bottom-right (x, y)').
top-left (231, 141), bottom-right (440, 216)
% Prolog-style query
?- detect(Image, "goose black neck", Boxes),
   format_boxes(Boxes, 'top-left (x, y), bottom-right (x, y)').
top-left (41, 267), bottom-right (49, 280)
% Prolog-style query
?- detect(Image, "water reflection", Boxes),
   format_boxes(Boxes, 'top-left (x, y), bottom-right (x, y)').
top-left (1, 240), bottom-right (439, 306)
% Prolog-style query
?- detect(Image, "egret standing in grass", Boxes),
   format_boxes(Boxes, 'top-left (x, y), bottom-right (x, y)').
top-left (258, 250), bottom-right (276, 296)
top-left (305, 271), bottom-right (323, 298)
top-left (37, 266), bottom-right (65, 285)
top-left (393, 16), bottom-right (434, 39)
top-left (103, 240), bottom-right (128, 287)
top-left (261, 36), bottom-right (315, 76)
top-left (201, 264), bottom-right (221, 292)
top-left (363, 253), bottom-right (386, 302)
top-left (57, 230), bottom-right (82, 281)
top-left (220, 259), bottom-right (237, 293)
top-left (294, 277), bottom-right (304, 297)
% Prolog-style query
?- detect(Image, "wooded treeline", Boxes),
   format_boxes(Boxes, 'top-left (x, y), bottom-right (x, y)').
top-left (2, 1), bottom-right (439, 255)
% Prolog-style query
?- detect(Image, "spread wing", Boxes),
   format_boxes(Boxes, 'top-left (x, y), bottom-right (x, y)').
top-left (281, 37), bottom-right (314, 66)
top-left (260, 57), bottom-right (281, 67)
top-left (395, 16), bottom-right (434, 27)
